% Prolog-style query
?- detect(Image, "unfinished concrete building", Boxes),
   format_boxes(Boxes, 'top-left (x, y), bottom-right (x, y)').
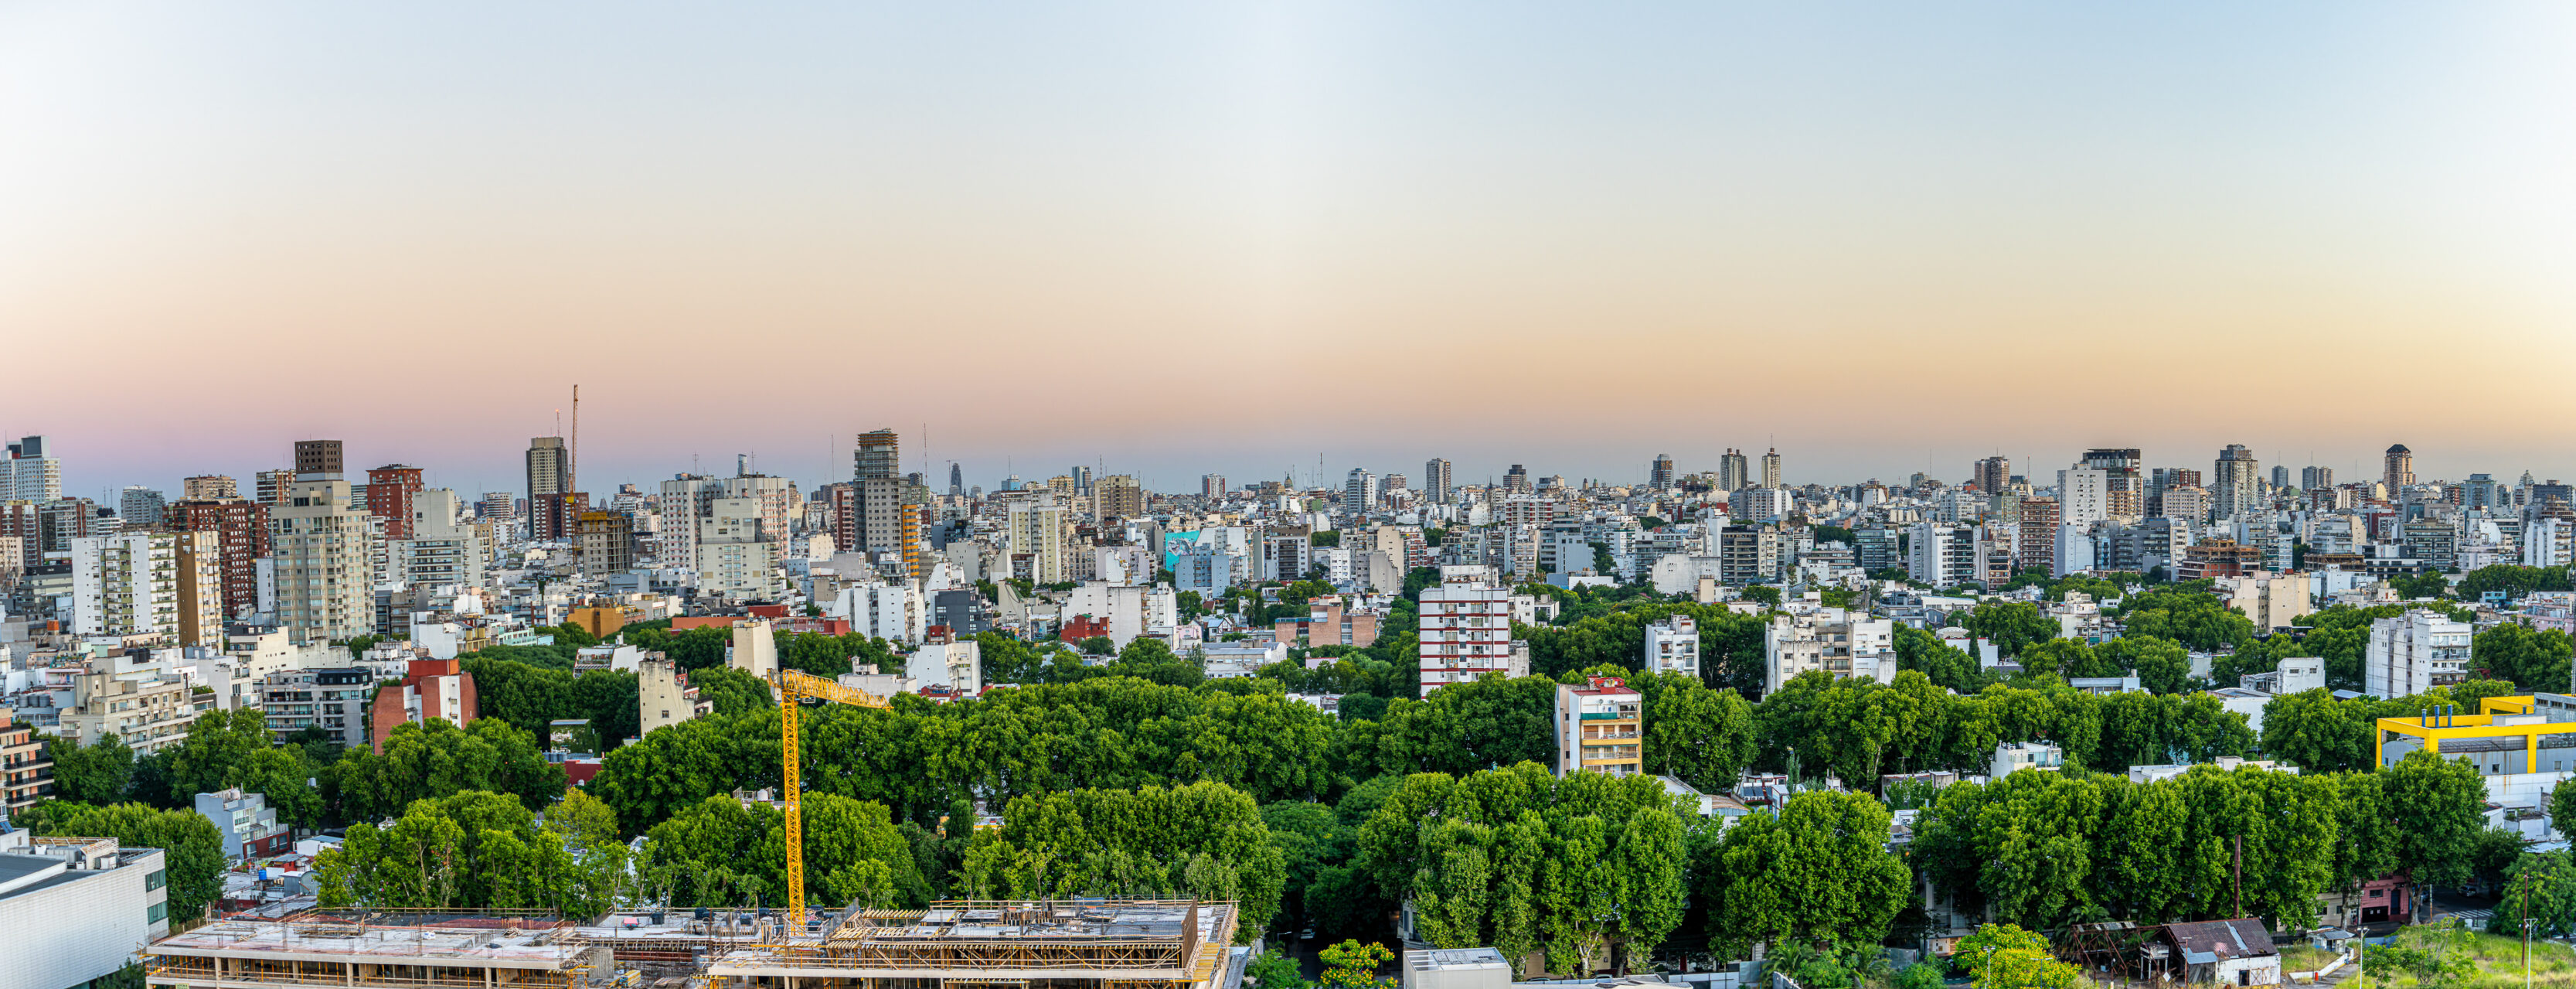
top-left (704, 899), bottom-right (1239, 989)
top-left (143, 910), bottom-right (611, 989)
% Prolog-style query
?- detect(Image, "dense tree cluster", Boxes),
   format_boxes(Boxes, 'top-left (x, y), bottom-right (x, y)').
top-left (1913, 752), bottom-right (2489, 933)
top-left (590, 677), bottom-right (1345, 836)
top-left (14, 800), bottom-right (227, 922)
top-left (641, 791), bottom-right (927, 910)
top-left (1755, 670), bottom-right (2254, 783)
top-left (1357, 766), bottom-right (1693, 974)
top-left (314, 790), bottom-right (629, 916)
top-left (955, 781), bottom-right (1285, 938)
top-left (2260, 682), bottom-right (2519, 773)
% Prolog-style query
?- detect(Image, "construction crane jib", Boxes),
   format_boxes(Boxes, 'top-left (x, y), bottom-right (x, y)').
top-left (773, 667), bottom-right (890, 930)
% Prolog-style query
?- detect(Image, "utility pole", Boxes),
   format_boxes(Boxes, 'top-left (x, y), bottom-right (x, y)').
top-left (2233, 834), bottom-right (2243, 919)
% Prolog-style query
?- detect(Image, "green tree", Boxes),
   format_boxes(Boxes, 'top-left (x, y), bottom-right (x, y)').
top-left (44, 732), bottom-right (134, 805)
top-left (1636, 672), bottom-right (1757, 792)
top-left (1703, 790), bottom-right (1911, 959)
top-left (22, 801), bottom-right (226, 922)
top-left (1319, 940), bottom-right (1393, 989)
top-left (166, 707), bottom-right (273, 799)
top-left (2259, 689), bottom-right (2374, 772)
top-left (2098, 636), bottom-right (2193, 694)
top-left (2474, 624), bottom-right (2574, 693)
top-left (1953, 924), bottom-right (2079, 989)
top-left (1246, 950), bottom-right (1308, 989)
top-left (2493, 851), bottom-right (2576, 939)
top-left (2389, 571), bottom-right (2452, 600)
top-left (1894, 625), bottom-right (1984, 694)
top-left (1962, 601), bottom-right (2057, 657)
top-left (2381, 749), bottom-right (2489, 888)
top-left (331, 717), bottom-right (567, 821)
top-left (954, 781), bottom-right (1285, 939)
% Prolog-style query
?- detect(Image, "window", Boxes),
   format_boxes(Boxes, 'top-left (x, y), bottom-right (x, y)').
top-left (147, 869), bottom-right (165, 891)
top-left (148, 901), bottom-right (168, 923)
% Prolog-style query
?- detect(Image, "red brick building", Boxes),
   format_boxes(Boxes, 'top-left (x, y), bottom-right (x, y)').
top-left (368, 657), bottom-right (479, 751)
top-left (366, 465), bottom-right (426, 539)
top-left (166, 498), bottom-right (270, 620)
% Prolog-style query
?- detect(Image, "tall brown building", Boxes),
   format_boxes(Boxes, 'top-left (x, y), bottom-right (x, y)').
top-left (366, 465), bottom-right (427, 539)
top-left (2384, 444), bottom-right (2414, 496)
top-left (167, 498), bottom-right (269, 619)
top-left (2017, 496), bottom-right (2060, 573)
top-left (294, 439), bottom-right (345, 476)
top-left (1973, 456), bottom-right (2010, 496)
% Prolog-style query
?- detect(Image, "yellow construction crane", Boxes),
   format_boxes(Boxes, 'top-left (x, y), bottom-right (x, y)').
top-left (772, 667), bottom-right (889, 931)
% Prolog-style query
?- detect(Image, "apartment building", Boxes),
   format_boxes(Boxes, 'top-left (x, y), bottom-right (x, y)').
top-left (1554, 675), bottom-right (1643, 777)
top-left (367, 658), bottom-right (478, 750)
top-left (257, 667), bottom-right (372, 751)
top-left (0, 709), bottom-right (51, 815)
top-left (638, 651), bottom-right (710, 739)
top-left (2367, 609), bottom-right (2470, 698)
top-left (1763, 608), bottom-right (1896, 694)
top-left (1642, 614), bottom-right (1699, 676)
top-left (271, 469), bottom-right (376, 644)
top-left (1418, 565), bottom-right (1521, 697)
top-left (57, 673), bottom-right (199, 755)
top-left (193, 787), bottom-right (292, 861)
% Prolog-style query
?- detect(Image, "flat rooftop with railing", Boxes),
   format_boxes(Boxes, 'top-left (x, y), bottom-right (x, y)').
top-left (706, 899), bottom-right (1238, 985)
top-left (144, 909), bottom-right (604, 989)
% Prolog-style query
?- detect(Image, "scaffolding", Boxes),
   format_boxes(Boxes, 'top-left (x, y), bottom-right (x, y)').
top-left (141, 909), bottom-right (605, 989)
top-left (703, 899), bottom-right (1237, 989)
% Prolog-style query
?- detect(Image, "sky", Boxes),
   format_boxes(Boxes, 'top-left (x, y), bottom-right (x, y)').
top-left (4, 2), bottom-right (2574, 499)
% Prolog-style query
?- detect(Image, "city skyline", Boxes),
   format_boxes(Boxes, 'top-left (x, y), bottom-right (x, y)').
top-left (22, 416), bottom-right (2564, 504)
top-left (8, 3), bottom-right (2575, 489)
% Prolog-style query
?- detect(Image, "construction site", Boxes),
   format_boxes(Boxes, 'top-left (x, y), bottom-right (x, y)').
top-left (140, 899), bottom-right (1247, 989)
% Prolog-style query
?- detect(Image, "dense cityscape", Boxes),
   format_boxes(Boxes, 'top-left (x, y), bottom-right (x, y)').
top-left (5, 426), bottom-right (2575, 989)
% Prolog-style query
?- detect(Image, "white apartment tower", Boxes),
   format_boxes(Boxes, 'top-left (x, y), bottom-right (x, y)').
top-left (1417, 565), bottom-right (1520, 697)
top-left (70, 532), bottom-right (181, 639)
top-left (2367, 609), bottom-right (2470, 698)
top-left (2056, 466), bottom-right (2110, 529)
top-left (1642, 614), bottom-right (1699, 676)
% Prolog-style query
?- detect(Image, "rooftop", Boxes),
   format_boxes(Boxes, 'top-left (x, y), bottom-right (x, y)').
top-left (706, 899), bottom-right (1237, 984)
top-left (147, 910), bottom-right (585, 969)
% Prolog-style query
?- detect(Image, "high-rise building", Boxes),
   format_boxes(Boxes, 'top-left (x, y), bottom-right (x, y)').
top-left (696, 496), bottom-right (783, 601)
top-left (476, 491), bottom-right (516, 520)
top-left (1, 435), bottom-right (63, 502)
top-left (2367, 609), bottom-right (2468, 699)
top-left (366, 464), bottom-right (426, 539)
top-left (271, 460), bottom-right (375, 643)
top-left (69, 532), bottom-right (179, 640)
top-left (2017, 497), bottom-right (2060, 572)
top-left (182, 475), bottom-right (238, 500)
top-left (577, 510), bottom-right (635, 574)
top-left (1096, 475), bottom-right (1145, 519)
top-left (2270, 466), bottom-right (2291, 489)
top-left (1649, 454), bottom-right (1676, 490)
top-left (2212, 445), bottom-right (2262, 521)
top-left (854, 429), bottom-right (900, 481)
top-left (948, 462), bottom-right (965, 496)
top-left (2055, 465), bottom-right (2109, 531)
top-left (1759, 448), bottom-right (1782, 489)
top-left (1553, 675), bottom-right (1643, 778)
top-left (2302, 466), bottom-right (2334, 491)
top-left (1503, 464), bottom-right (1532, 493)
top-left (851, 429), bottom-right (907, 554)
top-left (1418, 566), bottom-right (1519, 697)
top-left (525, 436), bottom-right (572, 538)
top-left (1, 708), bottom-right (51, 814)
top-left (255, 469), bottom-right (294, 506)
top-left (294, 439), bottom-right (344, 477)
top-left (1007, 494), bottom-right (1070, 584)
top-left (1342, 469), bottom-right (1378, 516)
top-left (1201, 474), bottom-right (1228, 500)
top-left (2161, 485), bottom-right (2212, 524)
top-left (2385, 445), bottom-right (2416, 496)
top-left (2080, 448), bottom-right (2143, 520)
top-left (1423, 459), bottom-right (1453, 503)
top-left (391, 489), bottom-right (488, 588)
top-left (119, 486), bottom-right (166, 531)
top-left (1974, 456), bottom-right (2011, 496)
top-left (167, 498), bottom-right (267, 621)
top-left (1070, 466), bottom-right (1094, 496)
top-left (1718, 449), bottom-right (1751, 492)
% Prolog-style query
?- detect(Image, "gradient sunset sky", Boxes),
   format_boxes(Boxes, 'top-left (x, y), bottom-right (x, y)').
top-left (5, 3), bottom-right (2573, 499)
